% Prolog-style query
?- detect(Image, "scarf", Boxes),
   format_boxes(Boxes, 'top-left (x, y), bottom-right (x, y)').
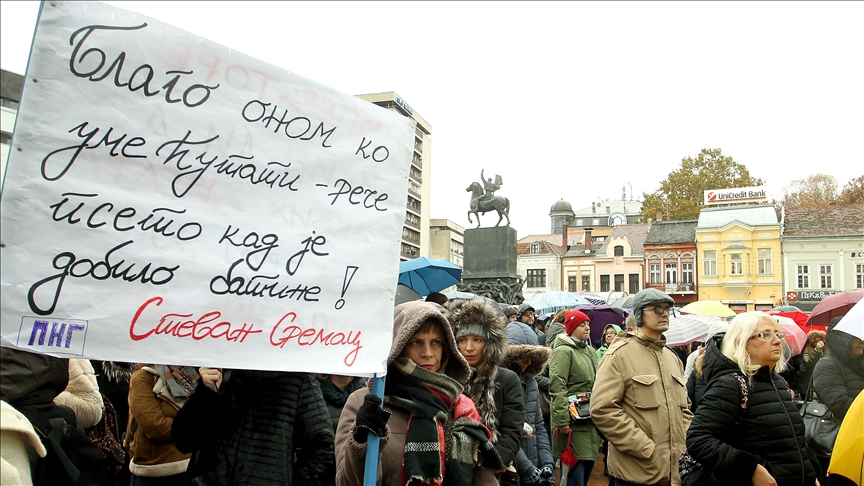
top-left (319, 377), bottom-right (362, 407)
top-left (154, 365), bottom-right (199, 402)
top-left (387, 358), bottom-right (503, 486)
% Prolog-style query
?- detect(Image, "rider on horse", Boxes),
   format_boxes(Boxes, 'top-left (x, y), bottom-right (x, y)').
top-left (478, 169), bottom-right (502, 206)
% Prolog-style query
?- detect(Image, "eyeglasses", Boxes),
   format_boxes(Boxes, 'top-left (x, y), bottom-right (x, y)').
top-left (752, 331), bottom-right (785, 341)
top-left (645, 305), bottom-right (672, 315)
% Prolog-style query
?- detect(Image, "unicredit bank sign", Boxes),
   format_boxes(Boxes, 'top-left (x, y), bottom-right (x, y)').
top-left (704, 186), bottom-right (768, 205)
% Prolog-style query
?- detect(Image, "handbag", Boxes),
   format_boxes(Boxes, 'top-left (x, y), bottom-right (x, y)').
top-left (800, 373), bottom-right (840, 458)
top-left (568, 392), bottom-right (591, 421)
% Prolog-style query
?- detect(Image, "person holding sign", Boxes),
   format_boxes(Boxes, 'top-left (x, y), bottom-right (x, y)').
top-left (335, 301), bottom-right (504, 486)
top-left (171, 367), bottom-right (334, 485)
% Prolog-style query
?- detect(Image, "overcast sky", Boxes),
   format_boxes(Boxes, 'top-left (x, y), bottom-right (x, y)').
top-left (2, 1), bottom-right (862, 236)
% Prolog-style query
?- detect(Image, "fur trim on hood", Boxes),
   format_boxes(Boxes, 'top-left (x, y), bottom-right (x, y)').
top-left (448, 299), bottom-right (509, 441)
top-left (502, 344), bottom-right (552, 379)
top-left (99, 361), bottom-right (137, 384)
top-left (390, 301), bottom-right (470, 383)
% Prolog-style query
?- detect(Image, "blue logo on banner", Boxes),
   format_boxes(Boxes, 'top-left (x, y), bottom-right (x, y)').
top-left (17, 317), bottom-right (89, 356)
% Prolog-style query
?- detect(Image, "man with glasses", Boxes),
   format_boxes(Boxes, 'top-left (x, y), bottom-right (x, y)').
top-left (590, 289), bottom-right (693, 486)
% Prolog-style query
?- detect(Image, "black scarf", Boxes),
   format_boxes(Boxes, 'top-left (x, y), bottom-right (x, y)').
top-left (386, 358), bottom-right (503, 486)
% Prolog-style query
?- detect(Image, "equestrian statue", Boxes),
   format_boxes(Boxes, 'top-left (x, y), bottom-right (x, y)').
top-left (466, 169), bottom-right (510, 228)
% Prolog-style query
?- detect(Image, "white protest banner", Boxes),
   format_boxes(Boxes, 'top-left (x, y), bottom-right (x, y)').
top-left (0, 1), bottom-right (415, 376)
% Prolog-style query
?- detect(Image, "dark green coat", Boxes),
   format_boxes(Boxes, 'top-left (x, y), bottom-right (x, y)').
top-left (549, 334), bottom-right (601, 460)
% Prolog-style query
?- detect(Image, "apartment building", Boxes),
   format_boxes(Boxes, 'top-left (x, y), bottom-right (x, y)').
top-left (1, 70), bottom-right (23, 185)
top-left (356, 92), bottom-right (432, 261)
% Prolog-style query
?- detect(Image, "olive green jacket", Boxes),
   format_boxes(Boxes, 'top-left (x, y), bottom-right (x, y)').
top-left (549, 334), bottom-right (601, 460)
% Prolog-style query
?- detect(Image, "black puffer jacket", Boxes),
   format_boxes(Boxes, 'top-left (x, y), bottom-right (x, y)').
top-left (449, 299), bottom-right (525, 467)
top-left (812, 328), bottom-right (864, 421)
top-left (173, 370), bottom-right (334, 486)
top-left (686, 340), bottom-right (819, 486)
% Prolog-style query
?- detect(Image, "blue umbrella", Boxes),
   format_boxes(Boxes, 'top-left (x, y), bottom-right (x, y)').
top-left (398, 257), bottom-right (462, 295)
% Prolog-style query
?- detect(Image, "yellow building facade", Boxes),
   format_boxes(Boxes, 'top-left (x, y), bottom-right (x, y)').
top-left (695, 204), bottom-right (783, 312)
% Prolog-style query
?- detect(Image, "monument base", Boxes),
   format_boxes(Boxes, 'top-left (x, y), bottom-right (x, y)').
top-left (460, 226), bottom-right (522, 304)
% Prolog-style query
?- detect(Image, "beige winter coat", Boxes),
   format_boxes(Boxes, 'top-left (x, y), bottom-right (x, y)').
top-left (53, 359), bottom-right (103, 428)
top-left (590, 331), bottom-right (693, 486)
top-left (1, 400), bottom-right (46, 486)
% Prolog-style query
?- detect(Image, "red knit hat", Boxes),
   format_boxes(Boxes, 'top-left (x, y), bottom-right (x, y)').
top-left (564, 310), bottom-right (590, 336)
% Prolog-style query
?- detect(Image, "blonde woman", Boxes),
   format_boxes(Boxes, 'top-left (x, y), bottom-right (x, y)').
top-left (686, 312), bottom-right (820, 486)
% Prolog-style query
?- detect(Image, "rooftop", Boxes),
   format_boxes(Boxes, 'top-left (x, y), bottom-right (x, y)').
top-left (644, 220), bottom-right (698, 245)
top-left (784, 204), bottom-right (864, 237)
top-left (697, 203), bottom-right (779, 228)
top-left (596, 223), bottom-right (651, 256)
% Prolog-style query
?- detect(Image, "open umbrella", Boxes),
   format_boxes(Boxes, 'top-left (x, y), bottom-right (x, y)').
top-left (574, 291), bottom-right (607, 306)
top-left (573, 304), bottom-right (626, 343)
top-left (395, 284), bottom-right (421, 305)
top-left (773, 305), bottom-right (803, 312)
top-left (664, 313), bottom-right (723, 347)
top-left (610, 295), bottom-right (636, 310)
top-left (808, 289), bottom-right (864, 327)
top-left (527, 292), bottom-right (591, 316)
top-left (828, 389), bottom-right (864, 485)
top-left (681, 300), bottom-right (737, 319)
top-left (771, 315), bottom-right (808, 356)
top-left (833, 299), bottom-right (864, 340)
top-left (398, 257), bottom-right (462, 295)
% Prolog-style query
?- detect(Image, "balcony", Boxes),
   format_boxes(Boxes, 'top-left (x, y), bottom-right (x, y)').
top-left (646, 282), bottom-right (696, 293)
top-left (402, 232), bottom-right (420, 243)
top-left (412, 156), bottom-right (423, 169)
top-left (409, 171), bottom-right (422, 183)
top-left (408, 186), bottom-right (421, 197)
top-left (404, 218), bottom-right (420, 230)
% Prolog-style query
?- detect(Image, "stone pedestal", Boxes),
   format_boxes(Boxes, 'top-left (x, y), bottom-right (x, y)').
top-left (462, 227), bottom-right (518, 281)
top-left (459, 226), bottom-right (524, 304)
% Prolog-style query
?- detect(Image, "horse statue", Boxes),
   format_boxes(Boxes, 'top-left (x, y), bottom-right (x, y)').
top-left (466, 182), bottom-right (510, 228)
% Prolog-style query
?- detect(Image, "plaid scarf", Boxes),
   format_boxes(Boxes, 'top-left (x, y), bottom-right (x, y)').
top-left (387, 358), bottom-right (504, 486)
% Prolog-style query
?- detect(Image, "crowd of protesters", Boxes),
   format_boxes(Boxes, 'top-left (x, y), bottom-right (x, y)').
top-left (1, 288), bottom-right (861, 486)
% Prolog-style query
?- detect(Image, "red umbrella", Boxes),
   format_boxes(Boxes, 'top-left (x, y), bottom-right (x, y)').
top-left (807, 290), bottom-right (864, 327)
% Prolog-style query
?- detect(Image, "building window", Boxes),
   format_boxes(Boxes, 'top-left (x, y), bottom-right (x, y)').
top-left (665, 263), bottom-right (677, 284)
top-left (682, 263), bottom-right (693, 284)
top-left (703, 250), bottom-right (717, 276)
top-left (856, 264), bottom-right (864, 289)
top-left (820, 265), bottom-right (832, 289)
top-left (527, 269), bottom-right (546, 288)
top-left (649, 264), bottom-right (661, 284)
top-left (614, 274), bottom-right (624, 292)
top-left (629, 274), bottom-right (639, 294)
top-left (0, 132), bottom-right (11, 145)
top-left (568, 276), bottom-right (578, 292)
top-left (614, 245), bottom-right (624, 257)
top-left (797, 265), bottom-right (809, 288)
top-left (757, 248), bottom-right (772, 275)
top-left (730, 253), bottom-right (742, 275)
top-left (1, 97), bottom-right (19, 109)
top-left (575, 219), bottom-right (583, 226)
top-left (592, 219), bottom-right (600, 226)
top-left (582, 276), bottom-right (590, 292)
top-left (529, 243), bottom-right (540, 254)
top-left (600, 275), bottom-right (610, 292)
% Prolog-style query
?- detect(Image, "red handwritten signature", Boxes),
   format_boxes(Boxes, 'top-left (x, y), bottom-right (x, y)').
top-left (129, 297), bottom-right (362, 366)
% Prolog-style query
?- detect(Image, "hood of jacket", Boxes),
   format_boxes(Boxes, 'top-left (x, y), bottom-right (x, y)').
top-left (506, 321), bottom-right (539, 346)
top-left (516, 303), bottom-right (535, 321)
top-left (699, 334), bottom-right (741, 383)
top-left (391, 301), bottom-right (470, 383)
top-left (99, 361), bottom-right (137, 384)
top-left (600, 324), bottom-right (623, 348)
top-left (502, 343), bottom-right (551, 379)
top-left (448, 298), bottom-right (509, 441)
top-left (826, 327), bottom-right (864, 377)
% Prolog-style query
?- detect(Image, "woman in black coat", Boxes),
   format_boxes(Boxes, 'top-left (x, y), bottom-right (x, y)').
top-left (449, 299), bottom-right (526, 486)
top-left (687, 312), bottom-right (820, 486)
top-left (812, 325), bottom-right (864, 421)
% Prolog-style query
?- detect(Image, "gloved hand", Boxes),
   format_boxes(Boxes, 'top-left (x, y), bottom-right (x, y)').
top-left (353, 393), bottom-right (391, 444)
top-left (523, 466), bottom-right (543, 484)
top-left (539, 466), bottom-right (553, 480)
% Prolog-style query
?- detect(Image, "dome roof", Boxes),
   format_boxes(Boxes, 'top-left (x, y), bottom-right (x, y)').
top-left (550, 198), bottom-right (573, 213)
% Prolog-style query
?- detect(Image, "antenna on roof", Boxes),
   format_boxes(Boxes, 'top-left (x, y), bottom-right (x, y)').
top-left (622, 183), bottom-right (626, 201)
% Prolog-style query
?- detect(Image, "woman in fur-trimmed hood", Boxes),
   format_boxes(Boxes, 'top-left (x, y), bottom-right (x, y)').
top-left (449, 299), bottom-right (525, 474)
top-left (503, 325), bottom-right (555, 485)
top-left (335, 301), bottom-right (503, 486)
